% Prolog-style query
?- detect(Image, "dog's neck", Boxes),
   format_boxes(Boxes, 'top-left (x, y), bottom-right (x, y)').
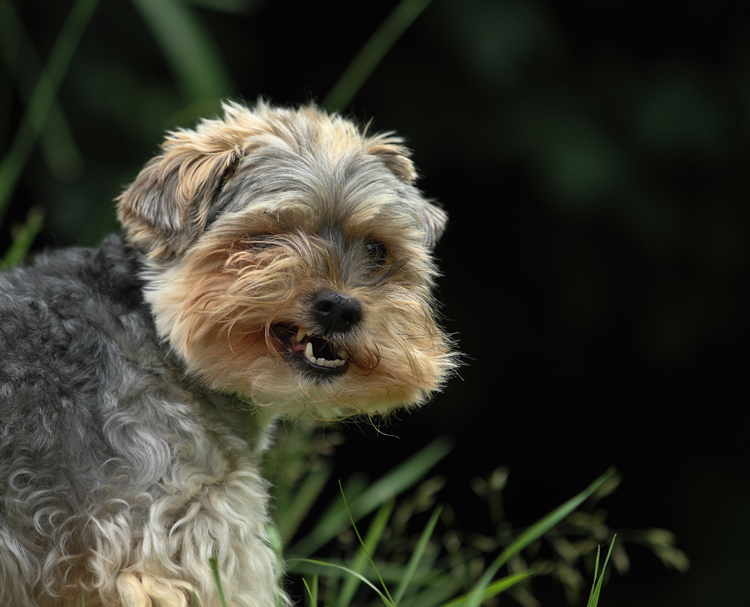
top-left (116, 238), bottom-right (279, 454)
top-left (158, 345), bottom-right (279, 453)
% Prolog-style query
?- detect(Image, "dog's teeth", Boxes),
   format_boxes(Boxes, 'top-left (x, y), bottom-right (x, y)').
top-left (336, 348), bottom-right (346, 359)
top-left (297, 327), bottom-right (307, 342)
top-left (302, 340), bottom-right (346, 368)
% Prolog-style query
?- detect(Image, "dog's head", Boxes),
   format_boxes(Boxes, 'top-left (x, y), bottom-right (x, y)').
top-left (117, 101), bottom-right (455, 419)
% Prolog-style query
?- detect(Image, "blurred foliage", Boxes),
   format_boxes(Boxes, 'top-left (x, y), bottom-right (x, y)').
top-left (265, 424), bottom-right (687, 607)
top-left (1, 0), bottom-right (251, 250)
top-left (0, 0), bottom-right (98, 223)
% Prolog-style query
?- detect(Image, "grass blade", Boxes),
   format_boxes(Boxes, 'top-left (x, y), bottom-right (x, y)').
top-left (0, 2), bottom-right (83, 180)
top-left (587, 535), bottom-right (616, 607)
top-left (587, 542), bottom-right (602, 606)
top-left (323, 0), bottom-right (433, 112)
top-left (1, 206), bottom-right (44, 270)
top-left (209, 557), bottom-right (228, 607)
top-left (302, 575), bottom-right (319, 607)
top-left (290, 472), bottom-right (368, 559)
top-left (464, 468), bottom-right (616, 607)
top-left (0, 0), bottom-right (99, 222)
top-left (275, 463), bottom-right (332, 543)
top-left (393, 506), bottom-right (442, 605)
top-left (290, 558), bottom-right (395, 606)
top-left (289, 437), bottom-right (452, 557)
top-left (130, 0), bottom-right (232, 102)
top-left (184, 0), bottom-right (255, 11)
top-left (337, 498), bottom-right (395, 607)
top-left (438, 570), bottom-right (534, 607)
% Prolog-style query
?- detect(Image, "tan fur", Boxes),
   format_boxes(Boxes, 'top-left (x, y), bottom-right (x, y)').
top-left (118, 101), bottom-right (456, 422)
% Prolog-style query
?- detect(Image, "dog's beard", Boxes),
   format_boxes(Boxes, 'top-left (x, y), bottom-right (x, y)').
top-left (142, 232), bottom-right (454, 419)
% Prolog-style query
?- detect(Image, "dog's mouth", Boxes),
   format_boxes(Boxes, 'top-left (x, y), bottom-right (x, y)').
top-left (270, 323), bottom-right (349, 377)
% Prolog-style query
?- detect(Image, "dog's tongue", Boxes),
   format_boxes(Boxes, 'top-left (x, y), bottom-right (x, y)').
top-left (290, 332), bottom-right (325, 357)
top-left (290, 339), bottom-right (307, 353)
top-left (283, 325), bottom-right (344, 361)
top-left (296, 335), bottom-right (330, 358)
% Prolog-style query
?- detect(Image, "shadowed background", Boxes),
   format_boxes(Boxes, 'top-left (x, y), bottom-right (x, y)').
top-left (2, 0), bottom-right (749, 605)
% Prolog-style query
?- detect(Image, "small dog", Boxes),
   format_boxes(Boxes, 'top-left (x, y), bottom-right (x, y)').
top-left (0, 101), bottom-right (455, 606)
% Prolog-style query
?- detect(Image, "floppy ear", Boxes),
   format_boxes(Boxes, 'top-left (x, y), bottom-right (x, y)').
top-left (365, 135), bottom-right (418, 184)
top-left (418, 200), bottom-right (448, 249)
top-left (117, 129), bottom-right (244, 258)
top-left (364, 135), bottom-right (446, 248)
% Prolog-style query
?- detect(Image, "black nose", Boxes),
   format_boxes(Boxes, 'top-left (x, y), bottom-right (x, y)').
top-left (313, 291), bottom-right (362, 335)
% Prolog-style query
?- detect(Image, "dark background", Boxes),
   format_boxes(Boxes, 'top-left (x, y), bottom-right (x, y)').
top-left (3, 1), bottom-right (750, 605)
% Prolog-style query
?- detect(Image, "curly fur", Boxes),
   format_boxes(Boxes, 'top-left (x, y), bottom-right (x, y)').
top-left (0, 101), bottom-right (456, 606)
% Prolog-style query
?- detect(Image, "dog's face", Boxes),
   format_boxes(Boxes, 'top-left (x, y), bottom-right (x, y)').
top-left (117, 101), bottom-right (455, 419)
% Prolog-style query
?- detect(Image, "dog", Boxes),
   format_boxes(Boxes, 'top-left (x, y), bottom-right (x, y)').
top-left (0, 101), bottom-right (456, 606)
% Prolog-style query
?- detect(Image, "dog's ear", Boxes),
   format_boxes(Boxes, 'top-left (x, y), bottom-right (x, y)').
top-left (363, 136), bottom-right (446, 249)
top-left (365, 136), bottom-right (417, 184)
top-left (117, 129), bottom-right (244, 257)
top-left (418, 201), bottom-right (448, 249)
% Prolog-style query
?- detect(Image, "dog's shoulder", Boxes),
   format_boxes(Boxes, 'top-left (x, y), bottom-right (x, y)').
top-left (0, 234), bottom-right (153, 411)
top-left (3, 233), bottom-right (142, 303)
top-left (1, 234), bottom-right (144, 333)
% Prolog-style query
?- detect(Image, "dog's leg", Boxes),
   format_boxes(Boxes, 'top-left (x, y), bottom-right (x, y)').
top-left (82, 465), bottom-right (280, 607)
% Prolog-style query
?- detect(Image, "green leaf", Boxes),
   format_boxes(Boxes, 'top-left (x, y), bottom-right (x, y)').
top-left (0, 0), bottom-right (99, 222)
top-left (337, 499), bottom-right (395, 607)
top-left (438, 570), bottom-right (534, 607)
top-left (393, 506), bottom-right (442, 605)
top-left (130, 0), bottom-right (233, 102)
top-left (289, 437), bottom-right (452, 557)
top-left (323, 0), bottom-right (433, 112)
top-left (276, 463), bottom-right (332, 543)
top-left (464, 468), bottom-right (616, 607)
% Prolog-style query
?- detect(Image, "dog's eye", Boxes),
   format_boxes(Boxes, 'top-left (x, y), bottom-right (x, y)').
top-left (365, 240), bottom-right (387, 266)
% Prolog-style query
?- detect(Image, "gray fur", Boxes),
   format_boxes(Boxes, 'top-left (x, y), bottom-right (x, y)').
top-left (0, 235), bottom-right (278, 605)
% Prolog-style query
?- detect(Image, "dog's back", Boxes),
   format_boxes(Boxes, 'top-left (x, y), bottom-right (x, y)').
top-left (0, 235), bottom-right (148, 602)
top-left (0, 235), bottom-right (279, 606)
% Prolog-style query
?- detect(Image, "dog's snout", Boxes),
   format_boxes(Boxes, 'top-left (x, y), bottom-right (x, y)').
top-left (313, 291), bottom-right (362, 334)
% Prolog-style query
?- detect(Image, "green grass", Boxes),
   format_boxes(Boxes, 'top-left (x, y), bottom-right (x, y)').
top-left (77, 430), bottom-right (682, 607)
top-left (322, 0), bottom-right (434, 112)
top-left (264, 424), bottom-right (688, 607)
top-left (586, 536), bottom-right (617, 607)
top-left (0, 0), bottom-right (99, 224)
top-left (0, 205), bottom-right (43, 270)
